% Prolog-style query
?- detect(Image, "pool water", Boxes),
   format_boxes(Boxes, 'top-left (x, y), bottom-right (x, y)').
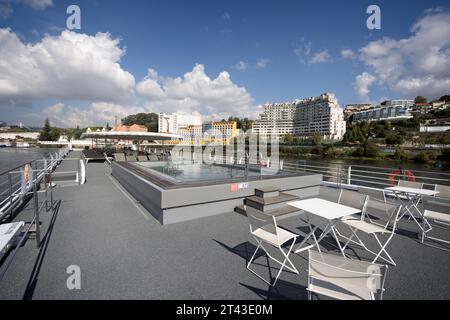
top-left (134, 161), bottom-right (267, 182)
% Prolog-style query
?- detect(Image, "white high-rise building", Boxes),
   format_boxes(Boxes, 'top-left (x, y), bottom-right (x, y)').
top-left (252, 93), bottom-right (346, 140)
top-left (158, 113), bottom-right (178, 133)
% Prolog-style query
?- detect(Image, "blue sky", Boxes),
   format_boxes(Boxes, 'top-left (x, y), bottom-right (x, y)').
top-left (1, 0), bottom-right (450, 127)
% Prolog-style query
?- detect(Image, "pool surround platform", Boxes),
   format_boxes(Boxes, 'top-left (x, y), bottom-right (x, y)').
top-left (111, 161), bottom-right (322, 224)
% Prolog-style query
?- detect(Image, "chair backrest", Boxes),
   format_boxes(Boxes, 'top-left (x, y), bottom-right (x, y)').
top-left (308, 250), bottom-right (388, 300)
top-left (339, 189), bottom-right (368, 213)
top-left (398, 180), bottom-right (423, 189)
top-left (113, 153), bottom-right (125, 162)
top-left (435, 184), bottom-right (450, 200)
top-left (359, 187), bottom-right (386, 203)
top-left (245, 208), bottom-right (280, 245)
top-left (318, 186), bottom-right (342, 203)
top-left (381, 201), bottom-right (402, 231)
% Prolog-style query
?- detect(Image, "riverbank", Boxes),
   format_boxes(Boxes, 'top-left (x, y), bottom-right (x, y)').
top-left (279, 144), bottom-right (450, 170)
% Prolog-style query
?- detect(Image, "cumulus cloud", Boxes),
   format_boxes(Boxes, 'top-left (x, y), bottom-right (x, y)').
top-left (341, 49), bottom-right (356, 59)
top-left (294, 39), bottom-right (331, 64)
top-left (354, 72), bottom-right (376, 101)
top-left (232, 61), bottom-right (249, 71)
top-left (357, 9), bottom-right (450, 99)
top-left (222, 11), bottom-right (231, 21)
top-left (310, 50), bottom-right (331, 64)
top-left (37, 102), bottom-right (146, 128)
top-left (22, 0), bottom-right (53, 10)
top-left (0, 28), bottom-right (135, 106)
top-left (0, 0), bottom-right (53, 19)
top-left (256, 58), bottom-right (271, 69)
top-left (136, 64), bottom-right (256, 119)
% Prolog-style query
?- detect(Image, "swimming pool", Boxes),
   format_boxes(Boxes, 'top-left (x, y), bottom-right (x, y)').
top-left (111, 160), bottom-right (322, 224)
top-left (134, 161), bottom-right (265, 183)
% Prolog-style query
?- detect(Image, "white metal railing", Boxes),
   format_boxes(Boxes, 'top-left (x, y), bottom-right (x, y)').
top-left (282, 160), bottom-right (450, 189)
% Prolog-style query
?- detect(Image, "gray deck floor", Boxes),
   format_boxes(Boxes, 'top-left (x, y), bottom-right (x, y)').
top-left (0, 151), bottom-right (449, 300)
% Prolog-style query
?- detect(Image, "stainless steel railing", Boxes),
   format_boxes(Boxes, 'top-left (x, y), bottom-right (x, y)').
top-left (282, 160), bottom-right (450, 189)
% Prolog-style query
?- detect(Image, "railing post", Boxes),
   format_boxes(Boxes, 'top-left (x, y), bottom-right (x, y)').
top-left (50, 171), bottom-right (54, 210)
top-left (44, 166), bottom-right (48, 212)
top-left (347, 166), bottom-right (352, 185)
top-left (33, 179), bottom-right (40, 248)
top-left (8, 173), bottom-right (13, 216)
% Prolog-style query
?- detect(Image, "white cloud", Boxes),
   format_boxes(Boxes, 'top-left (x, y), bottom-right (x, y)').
top-left (341, 49), bottom-right (356, 59)
top-left (0, 0), bottom-right (53, 19)
top-left (294, 39), bottom-right (331, 64)
top-left (136, 64), bottom-right (256, 119)
top-left (22, 0), bottom-right (53, 10)
top-left (36, 102), bottom-right (146, 128)
top-left (232, 61), bottom-right (249, 71)
top-left (0, 28), bottom-right (135, 106)
top-left (354, 72), bottom-right (376, 101)
top-left (256, 58), bottom-right (271, 69)
top-left (43, 102), bottom-right (64, 115)
top-left (222, 11), bottom-right (231, 21)
top-left (357, 9), bottom-right (450, 99)
top-left (310, 50), bottom-right (331, 64)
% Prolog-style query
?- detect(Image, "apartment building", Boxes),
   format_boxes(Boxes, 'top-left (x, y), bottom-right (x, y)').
top-left (251, 102), bottom-right (296, 136)
top-left (352, 105), bottom-right (413, 123)
top-left (178, 125), bottom-right (203, 145)
top-left (252, 93), bottom-right (346, 140)
top-left (204, 120), bottom-right (238, 144)
top-left (344, 104), bottom-right (373, 119)
top-left (158, 113), bottom-right (177, 134)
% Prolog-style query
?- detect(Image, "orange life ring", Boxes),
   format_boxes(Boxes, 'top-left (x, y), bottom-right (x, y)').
top-left (388, 169), bottom-right (416, 186)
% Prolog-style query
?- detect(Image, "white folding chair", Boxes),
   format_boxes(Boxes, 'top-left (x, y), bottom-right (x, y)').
top-left (398, 180), bottom-right (424, 189)
top-left (421, 185), bottom-right (450, 251)
top-left (338, 189), bottom-right (368, 221)
top-left (307, 249), bottom-right (388, 300)
top-left (336, 202), bottom-right (402, 266)
top-left (359, 188), bottom-right (395, 232)
top-left (245, 208), bottom-right (299, 286)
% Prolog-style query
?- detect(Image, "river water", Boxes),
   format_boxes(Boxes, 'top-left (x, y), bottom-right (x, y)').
top-left (0, 148), bottom-right (57, 174)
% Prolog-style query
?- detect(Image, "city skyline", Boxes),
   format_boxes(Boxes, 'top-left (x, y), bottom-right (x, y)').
top-left (0, 0), bottom-right (449, 127)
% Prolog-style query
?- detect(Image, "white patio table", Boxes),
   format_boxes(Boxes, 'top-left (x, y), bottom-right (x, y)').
top-left (385, 186), bottom-right (439, 233)
top-left (287, 198), bottom-right (360, 256)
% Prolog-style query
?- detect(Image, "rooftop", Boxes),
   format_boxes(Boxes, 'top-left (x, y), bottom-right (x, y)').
top-left (0, 152), bottom-right (449, 299)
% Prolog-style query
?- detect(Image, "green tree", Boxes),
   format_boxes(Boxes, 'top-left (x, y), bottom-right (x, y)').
top-left (414, 96), bottom-right (427, 104)
top-left (385, 133), bottom-right (404, 145)
top-left (122, 113), bottom-right (159, 132)
top-left (362, 141), bottom-right (380, 158)
top-left (441, 148), bottom-right (450, 162)
top-left (283, 133), bottom-right (293, 145)
top-left (415, 151), bottom-right (437, 163)
top-left (312, 132), bottom-right (322, 146)
top-left (39, 118), bottom-right (60, 141)
top-left (39, 118), bottom-right (52, 141)
top-left (394, 147), bottom-right (410, 161)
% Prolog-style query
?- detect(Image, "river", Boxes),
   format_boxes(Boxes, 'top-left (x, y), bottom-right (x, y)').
top-left (0, 148), bottom-right (58, 173)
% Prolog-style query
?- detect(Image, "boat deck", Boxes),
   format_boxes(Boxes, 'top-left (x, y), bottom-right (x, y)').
top-left (0, 151), bottom-right (449, 300)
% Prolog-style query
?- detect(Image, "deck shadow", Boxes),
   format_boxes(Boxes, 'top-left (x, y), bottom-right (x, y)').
top-left (240, 279), bottom-right (308, 300)
top-left (22, 200), bottom-right (61, 300)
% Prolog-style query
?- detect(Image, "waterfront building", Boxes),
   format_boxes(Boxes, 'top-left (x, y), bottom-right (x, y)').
top-left (251, 102), bottom-right (296, 136)
top-left (352, 105), bottom-right (413, 123)
top-left (252, 93), bottom-right (346, 141)
top-left (344, 104), bottom-right (373, 119)
top-left (420, 118), bottom-right (450, 133)
top-left (204, 120), bottom-right (238, 145)
top-left (158, 113), bottom-right (178, 134)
